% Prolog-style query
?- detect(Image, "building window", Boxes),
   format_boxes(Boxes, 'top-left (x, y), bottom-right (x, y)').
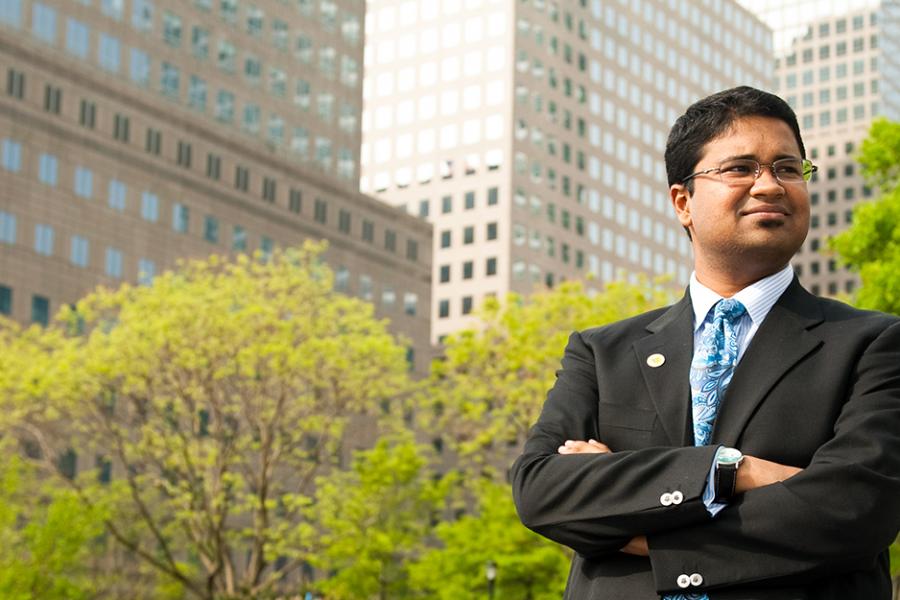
top-left (191, 26), bottom-right (209, 59)
top-left (486, 257), bottom-right (497, 276)
top-left (234, 166), bottom-right (249, 191)
top-left (38, 153), bottom-right (58, 186)
top-left (438, 299), bottom-right (449, 318)
top-left (262, 177), bottom-right (276, 202)
top-left (0, 285), bottom-right (11, 315)
top-left (260, 236), bottom-right (273, 260)
top-left (129, 48), bottom-right (151, 87)
top-left (98, 33), bottom-right (121, 72)
top-left (338, 209), bottom-right (351, 233)
top-left (43, 84), bottom-right (61, 114)
top-left (108, 179), bottom-right (126, 211)
top-left (162, 11), bottom-right (181, 46)
top-left (6, 69), bottom-right (24, 99)
top-left (32, 2), bottom-right (57, 44)
top-left (361, 219), bottom-right (374, 242)
top-left (218, 40), bottom-right (236, 72)
top-left (359, 275), bottom-right (372, 301)
top-left (132, 0), bottom-right (153, 30)
top-left (188, 75), bottom-right (207, 110)
top-left (461, 296), bottom-right (473, 315)
top-left (145, 128), bottom-right (161, 154)
top-left (403, 292), bottom-right (417, 316)
top-left (463, 261), bottom-right (473, 280)
top-left (105, 247), bottom-right (123, 278)
top-left (79, 100), bottom-right (96, 128)
top-left (34, 223), bottom-right (54, 256)
top-left (464, 191), bottom-right (476, 210)
top-left (141, 191), bottom-right (159, 222)
top-left (206, 153), bottom-right (221, 180)
top-left (439, 265), bottom-right (450, 283)
top-left (382, 286), bottom-right (396, 310)
top-left (334, 266), bottom-right (349, 292)
top-left (487, 186), bottom-right (499, 205)
top-left (289, 189), bottom-right (302, 213)
top-left (70, 235), bottom-right (89, 267)
top-left (232, 225), bottom-right (246, 251)
top-left (172, 203), bottom-right (189, 233)
top-left (73, 166), bottom-right (93, 198)
top-left (177, 141), bottom-right (192, 167)
top-left (314, 198), bottom-right (327, 224)
top-left (384, 229), bottom-right (396, 252)
top-left (114, 114), bottom-right (130, 142)
top-left (31, 295), bottom-right (50, 326)
top-left (215, 90), bottom-right (235, 122)
top-left (487, 222), bottom-right (498, 241)
top-left (160, 62), bottom-right (180, 98)
top-left (0, 210), bottom-right (17, 244)
top-left (406, 240), bottom-right (418, 262)
top-left (204, 215), bottom-right (219, 243)
top-left (441, 195), bottom-right (452, 214)
top-left (418, 199), bottom-right (429, 218)
top-left (463, 226), bottom-right (474, 245)
top-left (440, 230), bottom-right (451, 248)
top-left (138, 259), bottom-right (155, 285)
top-left (1, 138), bottom-right (22, 172)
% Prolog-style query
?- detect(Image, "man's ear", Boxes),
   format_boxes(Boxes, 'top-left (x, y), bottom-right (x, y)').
top-left (670, 184), bottom-right (692, 229)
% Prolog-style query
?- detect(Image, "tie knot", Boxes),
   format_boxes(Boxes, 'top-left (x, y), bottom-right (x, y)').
top-left (714, 298), bottom-right (747, 323)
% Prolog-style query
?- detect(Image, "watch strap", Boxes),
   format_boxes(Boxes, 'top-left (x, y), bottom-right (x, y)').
top-left (714, 462), bottom-right (738, 503)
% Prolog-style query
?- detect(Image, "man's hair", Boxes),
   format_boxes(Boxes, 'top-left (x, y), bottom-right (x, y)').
top-left (664, 86), bottom-right (806, 193)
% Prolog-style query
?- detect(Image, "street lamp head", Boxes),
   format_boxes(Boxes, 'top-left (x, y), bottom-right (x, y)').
top-left (485, 560), bottom-right (497, 582)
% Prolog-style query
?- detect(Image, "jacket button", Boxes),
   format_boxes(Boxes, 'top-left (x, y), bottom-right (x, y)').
top-left (671, 490), bottom-right (684, 504)
top-left (676, 573), bottom-right (691, 588)
top-left (660, 492), bottom-right (673, 506)
top-left (690, 572), bottom-right (704, 587)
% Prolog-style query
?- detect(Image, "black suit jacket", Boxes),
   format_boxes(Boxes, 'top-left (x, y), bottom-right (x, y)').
top-left (511, 280), bottom-right (900, 599)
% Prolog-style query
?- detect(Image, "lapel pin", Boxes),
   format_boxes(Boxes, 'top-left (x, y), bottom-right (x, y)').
top-left (647, 353), bottom-right (666, 368)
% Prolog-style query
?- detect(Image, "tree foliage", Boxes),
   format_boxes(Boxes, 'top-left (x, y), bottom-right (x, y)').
top-left (424, 278), bottom-right (675, 467)
top-left (310, 436), bottom-right (454, 600)
top-left (832, 118), bottom-right (900, 314)
top-left (0, 242), bottom-right (413, 599)
top-left (408, 480), bottom-right (570, 600)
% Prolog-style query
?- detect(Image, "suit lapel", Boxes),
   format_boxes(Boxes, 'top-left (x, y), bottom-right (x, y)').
top-left (711, 279), bottom-right (825, 445)
top-left (633, 293), bottom-right (695, 446)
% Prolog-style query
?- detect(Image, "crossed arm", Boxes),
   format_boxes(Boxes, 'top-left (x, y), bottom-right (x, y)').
top-left (556, 439), bottom-right (803, 556)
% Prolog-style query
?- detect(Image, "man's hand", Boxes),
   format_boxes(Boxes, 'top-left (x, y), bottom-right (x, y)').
top-left (620, 535), bottom-right (649, 556)
top-left (736, 455), bottom-right (803, 493)
top-left (557, 439), bottom-right (611, 454)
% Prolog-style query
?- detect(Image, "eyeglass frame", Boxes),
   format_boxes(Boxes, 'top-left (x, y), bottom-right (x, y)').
top-left (680, 157), bottom-right (818, 186)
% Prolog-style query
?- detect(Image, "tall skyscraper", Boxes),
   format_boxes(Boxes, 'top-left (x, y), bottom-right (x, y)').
top-left (0, 0), bottom-right (432, 371)
top-left (741, 0), bottom-right (900, 296)
top-left (361, 0), bottom-right (773, 343)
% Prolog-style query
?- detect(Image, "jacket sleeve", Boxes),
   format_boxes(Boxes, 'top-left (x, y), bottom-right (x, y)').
top-left (511, 330), bottom-right (720, 557)
top-left (647, 321), bottom-right (900, 594)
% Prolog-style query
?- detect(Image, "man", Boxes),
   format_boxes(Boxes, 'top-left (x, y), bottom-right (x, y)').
top-left (511, 86), bottom-right (900, 599)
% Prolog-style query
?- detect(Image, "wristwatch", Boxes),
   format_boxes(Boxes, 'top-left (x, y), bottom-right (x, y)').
top-left (713, 447), bottom-right (744, 503)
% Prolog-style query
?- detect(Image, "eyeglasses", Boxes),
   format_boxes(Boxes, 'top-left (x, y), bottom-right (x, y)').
top-left (681, 158), bottom-right (818, 186)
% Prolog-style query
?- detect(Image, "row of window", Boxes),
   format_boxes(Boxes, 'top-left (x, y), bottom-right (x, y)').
top-left (799, 103), bottom-right (877, 129)
top-left (0, 284), bottom-right (50, 326)
top-left (786, 80), bottom-right (879, 110)
top-left (779, 57), bottom-right (878, 90)
top-left (415, 187), bottom-right (500, 218)
top-left (333, 267), bottom-right (419, 317)
top-left (787, 34), bottom-right (879, 67)
top-left (1, 135), bottom-right (421, 262)
top-left (8, 12), bottom-right (359, 173)
top-left (438, 257), bottom-right (499, 284)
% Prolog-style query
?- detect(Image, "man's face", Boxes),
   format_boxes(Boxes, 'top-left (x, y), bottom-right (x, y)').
top-left (670, 115), bottom-right (810, 275)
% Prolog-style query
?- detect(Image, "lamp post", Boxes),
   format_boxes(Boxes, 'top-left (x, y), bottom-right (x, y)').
top-left (485, 560), bottom-right (497, 600)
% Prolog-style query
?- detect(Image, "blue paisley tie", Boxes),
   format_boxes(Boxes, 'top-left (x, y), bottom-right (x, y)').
top-left (664, 298), bottom-right (746, 600)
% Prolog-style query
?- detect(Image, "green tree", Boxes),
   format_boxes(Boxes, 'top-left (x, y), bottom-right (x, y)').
top-left (424, 279), bottom-right (674, 466)
top-left (408, 480), bottom-right (570, 599)
top-left (0, 452), bottom-right (106, 600)
top-left (310, 436), bottom-right (454, 600)
top-left (832, 118), bottom-right (900, 314)
top-left (0, 243), bottom-right (413, 599)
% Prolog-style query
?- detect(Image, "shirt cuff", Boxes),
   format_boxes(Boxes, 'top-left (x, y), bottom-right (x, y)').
top-left (702, 445), bottom-right (726, 516)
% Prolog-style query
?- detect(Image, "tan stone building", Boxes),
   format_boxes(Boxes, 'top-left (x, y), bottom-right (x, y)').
top-left (361, 0), bottom-right (773, 343)
top-left (743, 0), bottom-right (900, 296)
top-left (0, 0), bottom-right (433, 371)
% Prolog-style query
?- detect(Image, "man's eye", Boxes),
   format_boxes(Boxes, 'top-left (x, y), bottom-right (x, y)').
top-left (775, 163), bottom-right (802, 175)
top-left (721, 163), bottom-right (753, 174)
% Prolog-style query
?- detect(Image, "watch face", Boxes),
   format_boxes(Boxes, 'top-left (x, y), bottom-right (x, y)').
top-left (718, 447), bottom-right (743, 465)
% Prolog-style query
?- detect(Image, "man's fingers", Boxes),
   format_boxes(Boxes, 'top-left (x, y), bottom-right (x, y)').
top-left (557, 439), bottom-right (611, 454)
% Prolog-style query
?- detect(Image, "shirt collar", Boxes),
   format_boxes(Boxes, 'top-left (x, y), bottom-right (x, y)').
top-left (689, 264), bottom-right (794, 331)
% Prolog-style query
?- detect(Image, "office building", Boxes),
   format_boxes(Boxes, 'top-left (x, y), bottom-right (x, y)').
top-left (742, 0), bottom-right (900, 296)
top-left (361, 0), bottom-right (773, 343)
top-left (0, 0), bottom-right (433, 371)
